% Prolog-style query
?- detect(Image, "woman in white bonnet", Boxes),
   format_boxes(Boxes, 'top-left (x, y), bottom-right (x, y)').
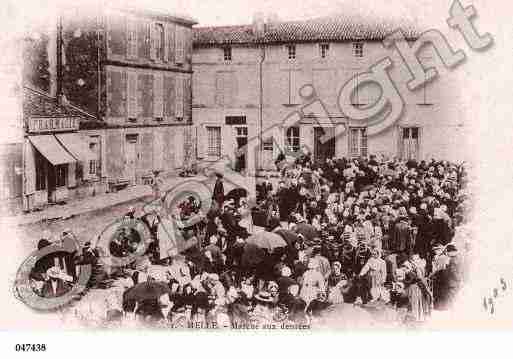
top-left (299, 259), bottom-right (325, 306)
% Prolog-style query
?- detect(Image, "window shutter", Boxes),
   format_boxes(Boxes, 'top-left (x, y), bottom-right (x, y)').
top-left (175, 75), bottom-right (184, 118)
top-left (175, 26), bottom-right (184, 64)
top-left (153, 130), bottom-right (164, 171)
top-left (163, 24), bottom-right (169, 62)
top-left (216, 72), bottom-right (225, 107)
top-left (106, 71), bottom-right (113, 115)
top-left (163, 75), bottom-right (175, 118)
top-left (397, 125), bottom-right (403, 159)
top-left (68, 162), bottom-right (76, 188)
top-left (221, 125), bottom-right (232, 161)
top-left (227, 72), bottom-right (237, 107)
top-left (184, 76), bottom-right (191, 121)
top-left (126, 17), bottom-right (138, 59)
top-left (196, 125), bottom-right (206, 158)
top-left (127, 71), bottom-right (137, 118)
top-left (166, 23), bottom-right (175, 63)
top-left (417, 127), bottom-right (422, 160)
top-left (24, 140), bottom-right (36, 195)
top-left (149, 23), bottom-right (156, 60)
top-left (153, 73), bottom-right (164, 118)
top-left (120, 71), bottom-right (127, 117)
top-left (137, 73), bottom-right (144, 118)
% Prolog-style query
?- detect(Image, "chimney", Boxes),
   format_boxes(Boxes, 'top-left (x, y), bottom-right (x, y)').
top-left (47, 22), bottom-right (58, 97)
top-left (266, 12), bottom-right (280, 26)
top-left (252, 12), bottom-right (266, 38)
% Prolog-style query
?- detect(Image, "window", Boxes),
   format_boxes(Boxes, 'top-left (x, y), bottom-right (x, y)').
top-left (127, 71), bottom-right (137, 120)
top-left (216, 72), bottom-right (236, 107)
top-left (175, 75), bottom-right (184, 119)
top-left (349, 127), bottom-right (367, 158)
top-left (320, 43), bottom-right (330, 58)
top-left (89, 142), bottom-right (99, 176)
top-left (153, 73), bottom-right (164, 118)
top-left (127, 18), bottom-right (138, 58)
top-left (225, 116), bottom-right (246, 125)
top-left (261, 138), bottom-right (275, 170)
top-left (207, 126), bottom-right (221, 157)
top-left (401, 127), bottom-right (421, 160)
top-left (55, 164), bottom-right (67, 188)
top-left (223, 47), bottom-right (232, 61)
top-left (262, 139), bottom-right (273, 151)
top-left (175, 26), bottom-right (185, 64)
top-left (286, 44), bottom-right (296, 60)
top-left (286, 126), bottom-right (300, 152)
top-left (154, 23), bottom-right (165, 61)
top-left (353, 42), bottom-right (364, 57)
top-left (35, 151), bottom-right (46, 191)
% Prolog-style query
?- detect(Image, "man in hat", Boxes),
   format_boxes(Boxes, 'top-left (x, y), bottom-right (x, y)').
top-left (40, 266), bottom-right (73, 298)
top-left (432, 244), bottom-right (462, 310)
top-left (151, 170), bottom-right (164, 202)
top-left (212, 173), bottom-right (225, 209)
top-left (392, 213), bottom-right (412, 255)
top-left (430, 244), bottom-right (450, 275)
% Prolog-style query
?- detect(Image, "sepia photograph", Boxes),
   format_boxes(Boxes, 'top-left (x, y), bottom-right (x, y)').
top-left (0, 0), bottom-right (512, 355)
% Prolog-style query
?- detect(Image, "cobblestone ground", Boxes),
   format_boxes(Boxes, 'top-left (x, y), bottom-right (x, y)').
top-left (14, 196), bottom-right (152, 255)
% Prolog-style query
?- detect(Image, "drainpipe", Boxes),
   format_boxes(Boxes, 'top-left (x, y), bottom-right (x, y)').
top-left (258, 44), bottom-right (265, 174)
top-left (56, 15), bottom-right (63, 101)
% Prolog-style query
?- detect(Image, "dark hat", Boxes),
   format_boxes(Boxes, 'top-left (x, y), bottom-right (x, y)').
top-left (445, 244), bottom-right (458, 254)
top-left (37, 239), bottom-right (51, 250)
top-left (254, 291), bottom-right (274, 303)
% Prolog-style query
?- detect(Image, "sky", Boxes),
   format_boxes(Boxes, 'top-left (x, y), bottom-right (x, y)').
top-left (5, 0), bottom-right (450, 30)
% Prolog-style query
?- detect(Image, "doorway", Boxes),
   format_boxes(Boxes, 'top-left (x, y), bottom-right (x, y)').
top-left (125, 134), bottom-right (139, 184)
top-left (314, 127), bottom-right (336, 163)
top-left (234, 126), bottom-right (247, 172)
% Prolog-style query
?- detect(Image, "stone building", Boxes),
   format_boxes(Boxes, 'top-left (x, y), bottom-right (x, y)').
top-left (21, 86), bottom-right (98, 211)
top-left (59, 4), bottom-right (196, 189)
top-left (192, 15), bottom-right (469, 176)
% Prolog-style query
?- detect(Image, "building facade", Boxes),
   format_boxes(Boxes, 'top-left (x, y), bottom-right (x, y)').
top-left (60, 5), bottom-right (196, 189)
top-left (192, 17), bottom-right (469, 176)
top-left (22, 86), bottom-right (99, 211)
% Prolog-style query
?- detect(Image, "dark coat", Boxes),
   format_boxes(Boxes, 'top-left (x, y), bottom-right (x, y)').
top-left (392, 220), bottom-right (412, 253)
top-left (213, 179), bottom-right (225, 205)
top-left (40, 278), bottom-right (72, 298)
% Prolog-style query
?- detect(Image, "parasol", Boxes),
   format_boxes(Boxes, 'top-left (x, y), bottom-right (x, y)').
top-left (274, 229), bottom-right (300, 247)
top-left (241, 243), bottom-right (267, 268)
top-left (123, 281), bottom-right (172, 306)
top-left (246, 231), bottom-right (287, 251)
top-left (293, 223), bottom-right (320, 242)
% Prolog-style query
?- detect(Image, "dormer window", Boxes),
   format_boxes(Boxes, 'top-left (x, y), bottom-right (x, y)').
top-left (353, 42), bottom-right (364, 57)
top-left (286, 44), bottom-right (296, 60)
top-left (320, 43), bottom-right (330, 58)
top-left (223, 46), bottom-right (232, 61)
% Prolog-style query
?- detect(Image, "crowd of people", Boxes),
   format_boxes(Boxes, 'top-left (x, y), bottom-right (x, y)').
top-left (28, 152), bottom-right (471, 328)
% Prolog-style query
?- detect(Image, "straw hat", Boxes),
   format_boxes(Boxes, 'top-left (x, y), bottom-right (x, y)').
top-left (254, 291), bottom-right (274, 303)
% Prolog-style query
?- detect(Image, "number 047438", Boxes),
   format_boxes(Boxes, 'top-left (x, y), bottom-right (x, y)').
top-left (14, 344), bottom-right (46, 352)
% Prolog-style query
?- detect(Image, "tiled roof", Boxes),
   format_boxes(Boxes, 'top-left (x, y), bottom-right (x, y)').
top-left (193, 16), bottom-right (421, 47)
top-left (23, 86), bottom-right (95, 120)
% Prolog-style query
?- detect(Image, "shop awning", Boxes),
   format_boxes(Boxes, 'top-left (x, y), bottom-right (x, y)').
top-left (28, 135), bottom-right (76, 165)
top-left (55, 133), bottom-right (96, 162)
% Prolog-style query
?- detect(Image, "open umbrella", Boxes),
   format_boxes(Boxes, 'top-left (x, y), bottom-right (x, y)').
top-left (274, 229), bottom-right (300, 247)
top-left (123, 281), bottom-right (172, 306)
top-left (241, 243), bottom-right (266, 268)
top-left (225, 188), bottom-right (248, 204)
top-left (246, 231), bottom-right (287, 251)
top-left (293, 223), bottom-right (320, 242)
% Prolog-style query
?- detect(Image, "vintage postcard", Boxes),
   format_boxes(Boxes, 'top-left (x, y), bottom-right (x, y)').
top-left (0, 0), bottom-right (512, 349)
